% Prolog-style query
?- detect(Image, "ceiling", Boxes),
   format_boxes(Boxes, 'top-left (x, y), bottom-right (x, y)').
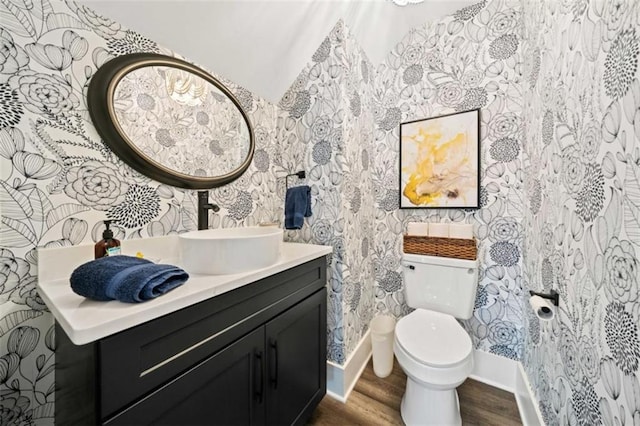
top-left (80, 0), bottom-right (475, 103)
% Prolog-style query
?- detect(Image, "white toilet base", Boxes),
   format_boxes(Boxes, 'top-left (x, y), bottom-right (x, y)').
top-left (400, 376), bottom-right (461, 426)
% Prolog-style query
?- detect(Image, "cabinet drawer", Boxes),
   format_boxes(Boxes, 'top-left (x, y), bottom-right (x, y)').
top-left (105, 327), bottom-right (265, 425)
top-left (99, 258), bottom-right (325, 419)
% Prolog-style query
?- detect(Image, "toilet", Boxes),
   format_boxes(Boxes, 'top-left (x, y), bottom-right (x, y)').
top-left (394, 253), bottom-right (478, 426)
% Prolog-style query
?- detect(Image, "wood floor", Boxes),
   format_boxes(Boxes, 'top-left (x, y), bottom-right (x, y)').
top-left (309, 359), bottom-right (522, 426)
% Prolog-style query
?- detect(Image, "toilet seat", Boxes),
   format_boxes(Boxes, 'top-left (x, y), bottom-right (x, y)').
top-left (395, 309), bottom-right (472, 368)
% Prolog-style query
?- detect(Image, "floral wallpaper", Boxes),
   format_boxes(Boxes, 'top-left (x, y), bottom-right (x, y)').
top-left (372, 0), bottom-right (526, 360)
top-left (113, 66), bottom-right (251, 177)
top-left (0, 0), bottom-right (280, 422)
top-left (5, 0), bottom-right (638, 423)
top-left (277, 21), bottom-right (377, 363)
top-left (340, 32), bottom-right (377, 359)
top-left (521, 0), bottom-right (640, 424)
top-left (277, 0), bottom-right (527, 365)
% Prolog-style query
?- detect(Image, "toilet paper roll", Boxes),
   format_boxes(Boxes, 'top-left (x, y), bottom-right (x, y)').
top-left (428, 222), bottom-right (449, 238)
top-left (407, 222), bottom-right (429, 236)
top-left (529, 295), bottom-right (555, 321)
top-left (449, 223), bottom-right (474, 239)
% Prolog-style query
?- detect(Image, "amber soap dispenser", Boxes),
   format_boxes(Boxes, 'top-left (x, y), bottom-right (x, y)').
top-left (95, 220), bottom-right (121, 259)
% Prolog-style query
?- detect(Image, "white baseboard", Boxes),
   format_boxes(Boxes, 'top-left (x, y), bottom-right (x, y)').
top-left (469, 349), bottom-right (517, 392)
top-left (326, 341), bottom-right (545, 426)
top-left (515, 362), bottom-right (545, 426)
top-left (326, 329), bottom-right (372, 403)
top-left (470, 350), bottom-right (544, 425)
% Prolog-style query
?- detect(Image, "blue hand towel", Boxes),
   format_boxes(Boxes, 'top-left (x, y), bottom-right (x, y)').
top-left (70, 255), bottom-right (188, 303)
top-left (284, 185), bottom-right (312, 230)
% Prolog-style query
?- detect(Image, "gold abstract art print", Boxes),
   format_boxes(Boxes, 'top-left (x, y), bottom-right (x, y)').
top-left (400, 109), bottom-right (480, 209)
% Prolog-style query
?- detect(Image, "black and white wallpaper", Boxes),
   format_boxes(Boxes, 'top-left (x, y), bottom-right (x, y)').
top-left (277, 21), bottom-right (377, 362)
top-left (373, 0), bottom-right (525, 360)
top-left (0, 0), bottom-right (280, 422)
top-left (3, 0), bottom-right (639, 423)
top-left (522, 0), bottom-right (640, 424)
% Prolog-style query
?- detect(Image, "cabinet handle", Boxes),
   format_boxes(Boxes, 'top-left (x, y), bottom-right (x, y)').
top-left (270, 340), bottom-right (278, 389)
top-left (254, 350), bottom-right (264, 403)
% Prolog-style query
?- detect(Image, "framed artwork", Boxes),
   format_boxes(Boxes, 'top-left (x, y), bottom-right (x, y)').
top-left (399, 109), bottom-right (480, 209)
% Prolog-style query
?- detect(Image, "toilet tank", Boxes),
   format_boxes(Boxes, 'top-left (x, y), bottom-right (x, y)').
top-left (401, 253), bottom-right (478, 320)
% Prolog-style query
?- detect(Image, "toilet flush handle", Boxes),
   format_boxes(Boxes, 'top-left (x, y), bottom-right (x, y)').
top-left (403, 264), bottom-right (415, 270)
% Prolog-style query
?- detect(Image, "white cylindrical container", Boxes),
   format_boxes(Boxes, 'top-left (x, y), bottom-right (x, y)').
top-left (449, 223), bottom-right (473, 239)
top-left (370, 315), bottom-right (396, 378)
top-left (428, 222), bottom-right (449, 238)
top-left (407, 222), bottom-right (429, 236)
top-left (529, 295), bottom-right (555, 321)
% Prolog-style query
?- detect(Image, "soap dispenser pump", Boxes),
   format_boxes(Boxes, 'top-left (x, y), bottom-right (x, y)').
top-left (95, 220), bottom-right (121, 259)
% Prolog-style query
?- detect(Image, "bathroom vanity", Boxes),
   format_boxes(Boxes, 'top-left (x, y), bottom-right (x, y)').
top-left (37, 238), bottom-right (331, 425)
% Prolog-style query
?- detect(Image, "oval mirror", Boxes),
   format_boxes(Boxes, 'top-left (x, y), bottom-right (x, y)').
top-left (87, 53), bottom-right (254, 189)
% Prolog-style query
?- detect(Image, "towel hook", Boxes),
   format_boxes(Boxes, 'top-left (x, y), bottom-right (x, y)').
top-left (285, 170), bottom-right (305, 188)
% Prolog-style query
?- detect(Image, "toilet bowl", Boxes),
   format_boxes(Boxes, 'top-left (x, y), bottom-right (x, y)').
top-left (397, 253), bottom-right (478, 425)
top-left (393, 309), bottom-right (474, 426)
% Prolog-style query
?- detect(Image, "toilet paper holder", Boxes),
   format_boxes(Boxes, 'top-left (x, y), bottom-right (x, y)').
top-left (529, 289), bottom-right (559, 306)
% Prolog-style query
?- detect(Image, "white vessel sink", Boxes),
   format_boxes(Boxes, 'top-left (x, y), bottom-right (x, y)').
top-left (179, 227), bottom-right (283, 275)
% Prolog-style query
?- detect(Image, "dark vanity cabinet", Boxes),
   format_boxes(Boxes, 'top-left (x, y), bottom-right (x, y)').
top-left (55, 258), bottom-right (327, 426)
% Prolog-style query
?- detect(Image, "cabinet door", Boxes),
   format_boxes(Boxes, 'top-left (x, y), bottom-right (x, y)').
top-left (265, 288), bottom-right (327, 426)
top-left (105, 327), bottom-right (266, 426)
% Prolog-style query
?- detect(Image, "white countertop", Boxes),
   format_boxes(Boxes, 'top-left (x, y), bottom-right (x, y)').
top-left (37, 236), bottom-right (331, 345)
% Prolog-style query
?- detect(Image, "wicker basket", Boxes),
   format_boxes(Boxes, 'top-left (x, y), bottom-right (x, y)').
top-left (403, 235), bottom-right (477, 260)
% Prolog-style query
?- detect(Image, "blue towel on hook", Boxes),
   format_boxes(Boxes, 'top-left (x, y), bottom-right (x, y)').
top-left (285, 185), bottom-right (312, 230)
top-left (70, 255), bottom-right (188, 303)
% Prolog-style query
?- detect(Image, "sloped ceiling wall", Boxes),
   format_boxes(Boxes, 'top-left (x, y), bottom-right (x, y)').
top-left (79, 0), bottom-right (475, 103)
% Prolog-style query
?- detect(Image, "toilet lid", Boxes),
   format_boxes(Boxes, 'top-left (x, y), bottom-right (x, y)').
top-left (395, 310), bottom-right (472, 368)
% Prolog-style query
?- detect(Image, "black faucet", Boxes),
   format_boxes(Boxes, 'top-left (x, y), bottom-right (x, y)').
top-left (197, 190), bottom-right (220, 230)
